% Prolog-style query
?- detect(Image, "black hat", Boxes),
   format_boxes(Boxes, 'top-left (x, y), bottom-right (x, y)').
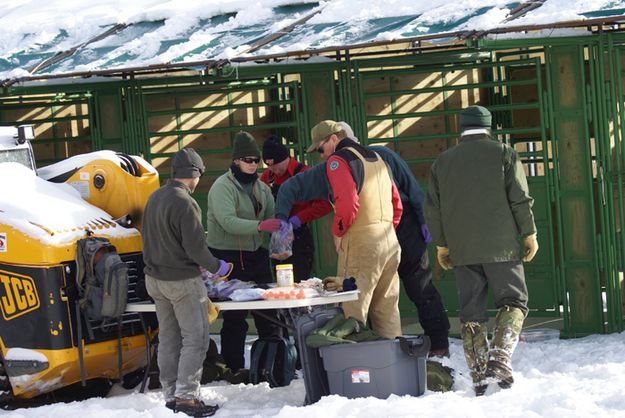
top-left (460, 105), bottom-right (492, 128)
top-left (262, 135), bottom-right (289, 163)
top-left (171, 148), bottom-right (205, 179)
top-left (232, 131), bottom-right (261, 160)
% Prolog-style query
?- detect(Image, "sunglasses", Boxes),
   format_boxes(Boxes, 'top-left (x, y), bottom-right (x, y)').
top-left (316, 137), bottom-right (331, 154)
top-left (240, 157), bottom-right (261, 164)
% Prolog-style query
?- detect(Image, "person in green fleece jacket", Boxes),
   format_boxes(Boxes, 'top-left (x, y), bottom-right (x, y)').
top-left (206, 131), bottom-right (284, 372)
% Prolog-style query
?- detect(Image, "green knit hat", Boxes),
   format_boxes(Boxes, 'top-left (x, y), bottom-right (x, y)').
top-left (232, 131), bottom-right (261, 159)
top-left (459, 105), bottom-right (492, 128)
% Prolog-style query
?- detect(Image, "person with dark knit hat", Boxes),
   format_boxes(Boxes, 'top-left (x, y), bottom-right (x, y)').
top-left (424, 105), bottom-right (538, 396)
top-left (142, 147), bottom-right (230, 416)
top-left (205, 131), bottom-right (284, 373)
top-left (260, 135), bottom-right (333, 282)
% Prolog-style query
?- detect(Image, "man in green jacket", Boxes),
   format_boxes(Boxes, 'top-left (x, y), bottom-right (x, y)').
top-left (206, 131), bottom-right (283, 372)
top-left (143, 148), bottom-right (230, 417)
top-left (424, 105), bottom-right (539, 396)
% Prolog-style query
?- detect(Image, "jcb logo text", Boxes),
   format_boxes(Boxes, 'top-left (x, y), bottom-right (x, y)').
top-left (0, 270), bottom-right (40, 320)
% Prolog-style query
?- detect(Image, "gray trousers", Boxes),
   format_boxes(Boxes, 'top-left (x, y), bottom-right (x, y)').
top-left (454, 261), bottom-right (528, 323)
top-left (146, 275), bottom-right (210, 401)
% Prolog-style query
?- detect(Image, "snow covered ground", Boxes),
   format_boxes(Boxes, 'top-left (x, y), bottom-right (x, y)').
top-left (2, 331), bottom-right (625, 418)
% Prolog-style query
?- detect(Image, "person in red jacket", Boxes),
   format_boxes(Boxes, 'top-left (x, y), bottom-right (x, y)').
top-left (307, 121), bottom-right (404, 338)
top-left (260, 135), bottom-right (333, 282)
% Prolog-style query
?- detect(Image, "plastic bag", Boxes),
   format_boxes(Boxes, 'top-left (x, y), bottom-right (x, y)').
top-left (229, 288), bottom-right (266, 301)
top-left (269, 221), bottom-right (294, 260)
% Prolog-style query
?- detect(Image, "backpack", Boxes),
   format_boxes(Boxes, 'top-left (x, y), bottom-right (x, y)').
top-left (249, 336), bottom-right (297, 387)
top-left (75, 236), bottom-right (128, 321)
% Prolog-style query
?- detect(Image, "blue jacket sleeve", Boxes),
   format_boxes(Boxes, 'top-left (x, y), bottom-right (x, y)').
top-left (275, 162), bottom-right (332, 220)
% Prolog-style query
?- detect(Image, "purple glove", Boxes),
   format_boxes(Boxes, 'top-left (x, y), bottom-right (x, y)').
top-left (258, 218), bottom-right (282, 232)
top-left (288, 215), bottom-right (302, 230)
top-left (421, 224), bottom-right (432, 244)
top-left (217, 259), bottom-right (233, 278)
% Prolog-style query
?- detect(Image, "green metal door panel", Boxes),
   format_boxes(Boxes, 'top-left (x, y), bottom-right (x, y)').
top-left (605, 45), bottom-right (625, 332)
top-left (524, 179), bottom-right (558, 311)
top-left (563, 265), bottom-right (604, 335)
top-left (94, 90), bottom-right (123, 151)
top-left (547, 45), bottom-right (603, 334)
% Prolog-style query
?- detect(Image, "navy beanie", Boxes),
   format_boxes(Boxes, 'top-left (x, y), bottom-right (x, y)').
top-left (262, 135), bottom-right (289, 163)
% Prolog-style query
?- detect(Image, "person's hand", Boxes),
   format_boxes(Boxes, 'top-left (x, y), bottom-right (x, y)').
top-left (436, 246), bottom-right (453, 271)
top-left (323, 276), bottom-right (344, 292)
top-left (421, 224), bottom-right (432, 244)
top-left (522, 233), bottom-right (539, 262)
top-left (288, 215), bottom-right (302, 230)
top-left (258, 218), bottom-right (282, 232)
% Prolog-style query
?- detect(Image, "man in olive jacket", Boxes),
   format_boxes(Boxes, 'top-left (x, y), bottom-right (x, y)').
top-left (424, 105), bottom-right (539, 396)
top-left (143, 148), bottom-right (231, 417)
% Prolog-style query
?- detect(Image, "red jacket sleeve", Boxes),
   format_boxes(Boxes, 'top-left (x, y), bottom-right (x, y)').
top-left (391, 181), bottom-right (403, 229)
top-left (292, 200), bottom-right (334, 223)
top-left (326, 155), bottom-right (359, 237)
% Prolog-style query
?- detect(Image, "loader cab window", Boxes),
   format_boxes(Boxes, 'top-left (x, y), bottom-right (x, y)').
top-left (0, 125), bottom-right (36, 171)
top-left (0, 146), bottom-right (36, 171)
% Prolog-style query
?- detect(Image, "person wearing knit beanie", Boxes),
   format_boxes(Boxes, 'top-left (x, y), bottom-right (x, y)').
top-left (232, 131), bottom-right (261, 160)
top-left (263, 135), bottom-right (289, 164)
top-left (424, 104), bottom-right (537, 396)
top-left (205, 130), bottom-right (284, 374)
top-left (259, 134), bottom-right (333, 283)
top-left (459, 105), bottom-right (492, 130)
top-left (262, 135), bottom-right (290, 177)
top-left (171, 147), bottom-right (205, 180)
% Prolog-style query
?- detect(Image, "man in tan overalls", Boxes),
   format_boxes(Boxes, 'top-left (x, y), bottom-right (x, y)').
top-left (306, 120), bottom-right (403, 338)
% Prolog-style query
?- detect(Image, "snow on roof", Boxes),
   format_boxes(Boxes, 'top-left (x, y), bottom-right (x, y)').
top-left (0, 162), bottom-right (138, 245)
top-left (1, 0), bottom-right (624, 80)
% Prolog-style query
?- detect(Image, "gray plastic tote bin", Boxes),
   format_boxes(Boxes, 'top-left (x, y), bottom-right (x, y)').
top-left (319, 336), bottom-right (429, 399)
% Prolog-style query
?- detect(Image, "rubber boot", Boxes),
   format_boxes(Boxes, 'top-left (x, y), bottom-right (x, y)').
top-left (485, 306), bottom-right (525, 389)
top-left (461, 321), bottom-right (489, 396)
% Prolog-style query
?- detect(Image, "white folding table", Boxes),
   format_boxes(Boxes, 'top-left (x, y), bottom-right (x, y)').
top-left (125, 290), bottom-right (359, 392)
top-left (125, 290), bottom-right (359, 312)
